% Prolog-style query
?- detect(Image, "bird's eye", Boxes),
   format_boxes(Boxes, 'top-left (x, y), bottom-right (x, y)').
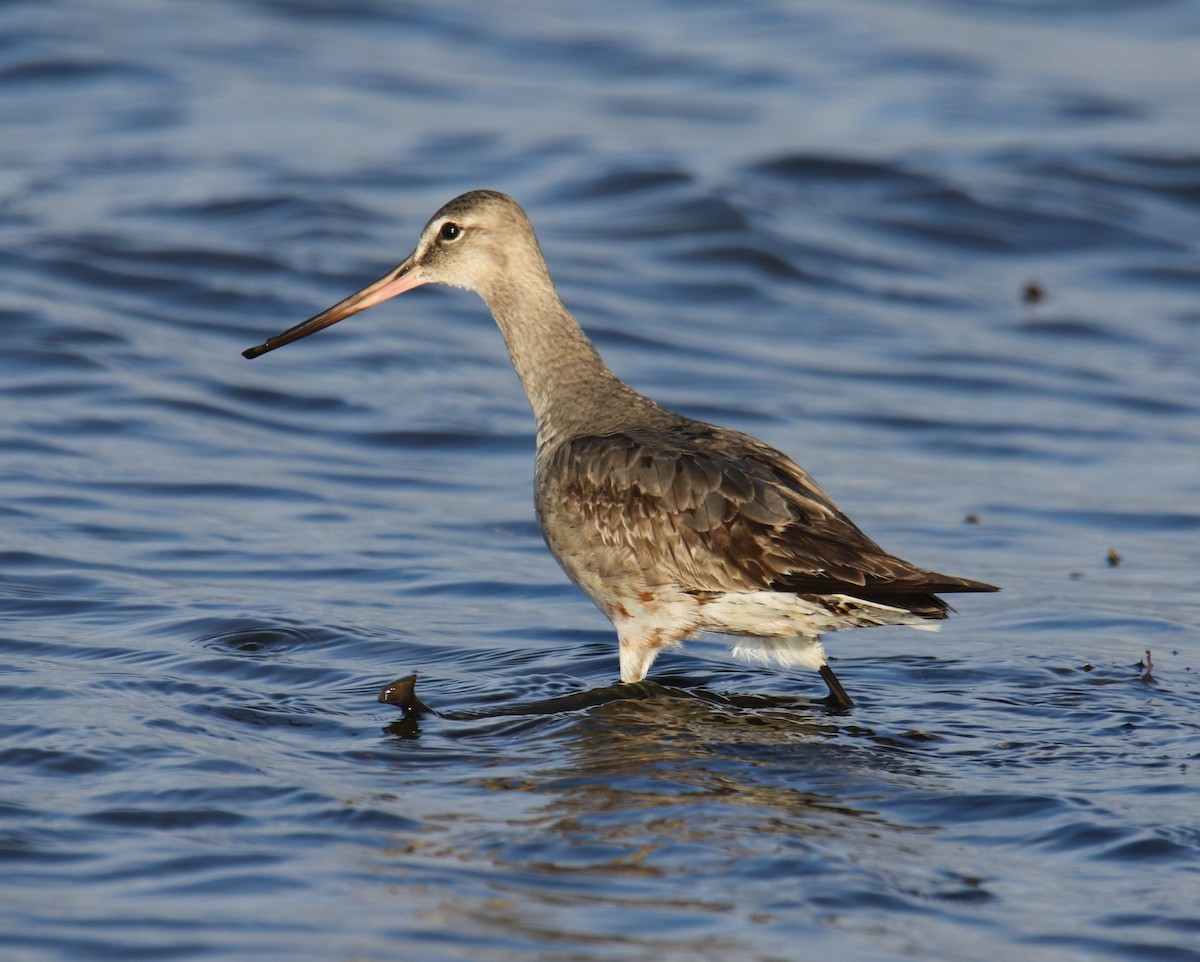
top-left (439, 222), bottom-right (462, 242)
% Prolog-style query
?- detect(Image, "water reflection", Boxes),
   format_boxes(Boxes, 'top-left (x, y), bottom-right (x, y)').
top-left (373, 686), bottom-right (933, 955)
top-left (389, 683), bottom-right (915, 857)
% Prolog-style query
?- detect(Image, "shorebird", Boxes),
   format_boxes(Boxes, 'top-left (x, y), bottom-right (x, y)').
top-left (244, 189), bottom-right (997, 709)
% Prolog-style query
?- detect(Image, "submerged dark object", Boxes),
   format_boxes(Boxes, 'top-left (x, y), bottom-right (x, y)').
top-left (378, 672), bottom-right (848, 721)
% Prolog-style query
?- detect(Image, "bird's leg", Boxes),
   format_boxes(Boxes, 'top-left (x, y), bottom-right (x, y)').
top-left (819, 664), bottom-right (855, 710)
top-left (617, 634), bottom-right (663, 683)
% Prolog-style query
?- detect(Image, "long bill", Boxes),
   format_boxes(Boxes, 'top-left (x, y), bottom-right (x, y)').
top-left (242, 255), bottom-right (425, 359)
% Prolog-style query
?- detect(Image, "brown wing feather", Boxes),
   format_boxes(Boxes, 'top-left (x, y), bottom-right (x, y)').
top-left (537, 424), bottom-right (998, 607)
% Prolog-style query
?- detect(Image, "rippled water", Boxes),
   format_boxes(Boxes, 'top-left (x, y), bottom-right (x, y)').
top-left (3, 1), bottom-right (1199, 960)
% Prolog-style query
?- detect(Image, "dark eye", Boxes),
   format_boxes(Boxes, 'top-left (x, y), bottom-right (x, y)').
top-left (439, 222), bottom-right (461, 242)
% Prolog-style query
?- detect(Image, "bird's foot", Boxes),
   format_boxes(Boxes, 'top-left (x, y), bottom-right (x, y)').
top-left (819, 664), bottom-right (855, 711)
top-left (378, 673), bottom-right (439, 718)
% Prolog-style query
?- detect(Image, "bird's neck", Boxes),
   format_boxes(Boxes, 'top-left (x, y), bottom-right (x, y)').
top-left (483, 276), bottom-right (643, 447)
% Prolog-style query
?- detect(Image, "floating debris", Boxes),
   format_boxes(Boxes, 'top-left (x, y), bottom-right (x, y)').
top-left (1022, 280), bottom-right (1045, 305)
top-left (1138, 649), bottom-right (1154, 682)
top-left (1107, 547), bottom-right (1121, 567)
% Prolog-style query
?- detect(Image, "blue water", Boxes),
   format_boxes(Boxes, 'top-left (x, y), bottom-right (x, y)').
top-left (3, 1), bottom-right (1199, 959)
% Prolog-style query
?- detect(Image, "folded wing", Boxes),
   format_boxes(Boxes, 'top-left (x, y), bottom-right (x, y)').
top-left (538, 423), bottom-right (997, 615)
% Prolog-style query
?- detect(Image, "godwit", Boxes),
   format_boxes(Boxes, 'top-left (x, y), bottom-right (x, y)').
top-left (244, 190), bottom-right (997, 709)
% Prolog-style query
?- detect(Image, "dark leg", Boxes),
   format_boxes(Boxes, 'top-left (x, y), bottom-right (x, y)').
top-left (379, 671), bottom-right (851, 722)
top-left (378, 674), bottom-right (670, 721)
top-left (819, 664), bottom-right (855, 710)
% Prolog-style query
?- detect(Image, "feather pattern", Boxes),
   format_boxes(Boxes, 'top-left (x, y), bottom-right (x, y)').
top-left (537, 419), bottom-right (994, 614)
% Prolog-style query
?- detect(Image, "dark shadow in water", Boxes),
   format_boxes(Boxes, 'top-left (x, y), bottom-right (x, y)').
top-left (379, 671), bottom-right (844, 730)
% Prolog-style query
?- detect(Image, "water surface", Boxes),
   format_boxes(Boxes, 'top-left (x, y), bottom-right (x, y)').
top-left (2, 1), bottom-right (1199, 960)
